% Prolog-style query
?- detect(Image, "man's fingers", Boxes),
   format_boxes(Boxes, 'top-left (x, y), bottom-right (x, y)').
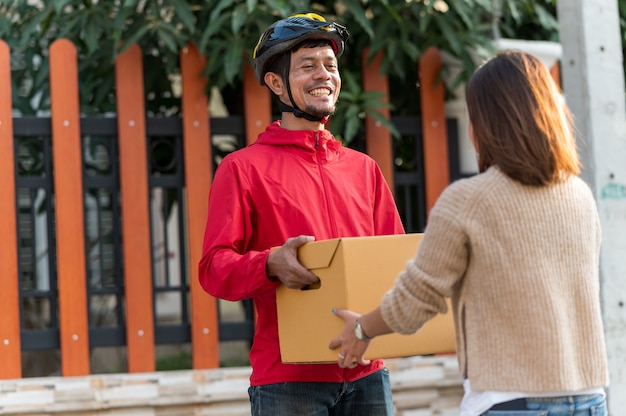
top-left (286, 235), bottom-right (315, 249)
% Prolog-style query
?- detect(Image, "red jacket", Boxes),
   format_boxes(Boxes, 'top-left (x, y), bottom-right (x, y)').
top-left (199, 121), bottom-right (405, 385)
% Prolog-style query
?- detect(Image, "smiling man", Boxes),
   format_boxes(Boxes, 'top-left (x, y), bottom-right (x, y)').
top-left (198, 13), bottom-right (405, 416)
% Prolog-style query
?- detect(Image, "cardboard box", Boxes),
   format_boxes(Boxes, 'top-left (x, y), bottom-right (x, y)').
top-left (276, 233), bottom-right (456, 363)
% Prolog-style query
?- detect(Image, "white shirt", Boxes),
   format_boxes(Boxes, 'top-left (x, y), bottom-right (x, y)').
top-left (460, 379), bottom-right (607, 416)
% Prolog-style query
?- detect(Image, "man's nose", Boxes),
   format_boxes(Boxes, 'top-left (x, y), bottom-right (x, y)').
top-left (313, 65), bottom-right (332, 79)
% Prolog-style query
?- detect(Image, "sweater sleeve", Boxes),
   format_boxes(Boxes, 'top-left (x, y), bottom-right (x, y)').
top-left (380, 182), bottom-right (470, 334)
top-left (197, 157), bottom-right (278, 302)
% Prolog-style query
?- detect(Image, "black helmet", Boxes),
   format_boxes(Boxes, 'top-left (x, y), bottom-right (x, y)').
top-left (252, 13), bottom-right (349, 86)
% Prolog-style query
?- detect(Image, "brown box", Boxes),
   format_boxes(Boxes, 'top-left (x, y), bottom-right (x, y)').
top-left (276, 233), bottom-right (456, 363)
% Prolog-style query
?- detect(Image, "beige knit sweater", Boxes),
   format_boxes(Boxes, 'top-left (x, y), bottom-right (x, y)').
top-left (381, 166), bottom-right (609, 392)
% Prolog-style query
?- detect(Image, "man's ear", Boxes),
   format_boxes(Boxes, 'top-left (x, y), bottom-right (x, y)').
top-left (264, 72), bottom-right (285, 96)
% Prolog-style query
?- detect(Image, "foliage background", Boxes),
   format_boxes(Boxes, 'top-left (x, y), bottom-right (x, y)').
top-left (1, 0), bottom-right (617, 143)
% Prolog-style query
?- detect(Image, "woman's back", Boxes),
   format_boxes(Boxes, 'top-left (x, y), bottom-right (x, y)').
top-left (426, 166), bottom-right (609, 392)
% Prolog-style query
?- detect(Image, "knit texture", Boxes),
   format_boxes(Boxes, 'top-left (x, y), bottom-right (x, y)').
top-left (381, 167), bottom-right (609, 392)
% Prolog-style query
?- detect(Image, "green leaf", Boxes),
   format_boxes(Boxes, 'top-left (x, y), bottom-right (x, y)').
top-left (366, 108), bottom-right (400, 138)
top-left (118, 25), bottom-right (150, 54)
top-left (18, 6), bottom-right (53, 46)
top-left (53, 0), bottom-right (72, 14)
top-left (344, 113), bottom-right (360, 143)
top-left (199, 13), bottom-right (230, 50)
top-left (447, 0), bottom-right (474, 28)
top-left (113, 5), bottom-right (132, 30)
top-left (210, 0), bottom-right (234, 23)
top-left (55, 12), bottom-right (79, 38)
top-left (535, 5), bottom-right (558, 30)
top-left (223, 38), bottom-right (244, 84)
top-left (362, 91), bottom-right (389, 107)
top-left (84, 14), bottom-right (100, 54)
top-left (232, 3), bottom-right (248, 34)
top-left (339, 91), bottom-right (356, 102)
top-left (33, 59), bottom-right (50, 92)
top-left (260, 0), bottom-right (294, 17)
top-left (342, 70), bottom-right (360, 93)
top-left (401, 39), bottom-right (420, 61)
top-left (169, 0), bottom-right (196, 31)
top-left (347, 104), bottom-right (362, 119)
top-left (0, 14), bottom-right (10, 37)
top-left (157, 27), bottom-right (179, 53)
top-left (340, 0), bottom-right (375, 38)
top-left (246, 0), bottom-right (258, 13)
top-left (504, 0), bottom-right (522, 24)
top-left (418, 7), bottom-right (433, 33)
top-left (434, 14), bottom-right (463, 55)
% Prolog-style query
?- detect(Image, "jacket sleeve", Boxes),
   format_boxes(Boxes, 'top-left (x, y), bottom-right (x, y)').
top-left (198, 157), bottom-right (278, 301)
top-left (373, 163), bottom-right (406, 235)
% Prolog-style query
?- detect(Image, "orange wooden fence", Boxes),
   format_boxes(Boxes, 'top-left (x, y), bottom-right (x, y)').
top-left (0, 40), bottom-right (21, 380)
top-left (0, 39), bottom-right (450, 379)
top-left (114, 43), bottom-right (157, 374)
top-left (49, 39), bottom-right (91, 377)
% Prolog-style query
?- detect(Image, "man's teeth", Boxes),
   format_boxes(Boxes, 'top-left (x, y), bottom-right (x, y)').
top-left (309, 88), bottom-right (330, 96)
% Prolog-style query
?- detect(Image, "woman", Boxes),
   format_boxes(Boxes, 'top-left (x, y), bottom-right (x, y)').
top-left (329, 50), bottom-right (609, 415)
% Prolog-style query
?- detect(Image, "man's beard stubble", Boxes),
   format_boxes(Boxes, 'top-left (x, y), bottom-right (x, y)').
top-left (303, 102), bottom-right (336, 119)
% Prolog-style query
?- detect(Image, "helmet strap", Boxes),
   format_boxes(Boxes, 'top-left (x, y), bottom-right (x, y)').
top-left (281, 52), bottom-right (325, 123)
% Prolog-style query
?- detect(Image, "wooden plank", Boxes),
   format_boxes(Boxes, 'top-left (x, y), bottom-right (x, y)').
top-left (361, 49), bottom-right (394, 191)
top-left (419, 47), bottom-right (450, 214)
top-left (243, 60), bottom-right (271, 145)
top-left (114, 44), bottom-right (155, 373)
top-left (49, 39), bottom-right (90, 376)
top-left (0, 40), bottom-right (22, 379)
top-left (180, 44), bottom-right (219, 369)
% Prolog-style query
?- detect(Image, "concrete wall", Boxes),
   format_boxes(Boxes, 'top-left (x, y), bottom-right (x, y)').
top-left (0, 355), bottom-right (462, 415)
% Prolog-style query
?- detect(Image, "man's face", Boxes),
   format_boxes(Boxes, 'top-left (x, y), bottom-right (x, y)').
top-left (286, 45), bottom-right (341, 119)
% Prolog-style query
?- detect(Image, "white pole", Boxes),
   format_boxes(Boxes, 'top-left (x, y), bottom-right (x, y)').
top-left (557, 1), bottom-right (626, 413)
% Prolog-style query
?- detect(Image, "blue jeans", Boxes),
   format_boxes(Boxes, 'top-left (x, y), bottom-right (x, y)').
top-left (248, 368), bottom-right (395, 416)
top-left (482, 394), bottom-right (607, 415)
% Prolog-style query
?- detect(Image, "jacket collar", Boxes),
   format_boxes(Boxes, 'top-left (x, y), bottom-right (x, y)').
top-left (256, 121), bottom-right (342, 160)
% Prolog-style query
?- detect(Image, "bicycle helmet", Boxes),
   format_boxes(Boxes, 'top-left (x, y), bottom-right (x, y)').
top-left (253, 13), bottom-right (349, 86)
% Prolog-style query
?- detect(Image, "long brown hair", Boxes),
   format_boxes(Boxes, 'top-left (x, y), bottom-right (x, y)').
top-left (466, 50), bottom-right (580, 186)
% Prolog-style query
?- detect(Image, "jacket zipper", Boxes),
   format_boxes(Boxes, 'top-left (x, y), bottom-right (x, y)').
top-left (315, 131), bottom-right (338, 236)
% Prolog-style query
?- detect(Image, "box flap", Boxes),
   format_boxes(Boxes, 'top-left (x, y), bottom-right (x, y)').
top-left (297, 238), bottom-right (341, 270)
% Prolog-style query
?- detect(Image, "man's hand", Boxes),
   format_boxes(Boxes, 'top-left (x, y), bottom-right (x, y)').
top-left (266, 235), bottom-right (320, 289)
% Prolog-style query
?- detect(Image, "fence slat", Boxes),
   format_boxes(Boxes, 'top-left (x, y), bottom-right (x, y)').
top-left (180, 44), bottom-right (219, 369)
top-left (362, 49), bottom-right (395, 191)
top-left (115, 44), bottom-right (156, 373)
top-left (419, 47), bottom-right (450, 214)
top-left (0, 40), bottom-right (22, 379)
top-left (243, 61), bottom-right (271, 146)
top-left (49, 39), bottom-right (90, 376)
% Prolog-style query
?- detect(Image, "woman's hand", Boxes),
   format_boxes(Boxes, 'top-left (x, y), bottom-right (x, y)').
top-left (328, 308), bottom-right (372, 368)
